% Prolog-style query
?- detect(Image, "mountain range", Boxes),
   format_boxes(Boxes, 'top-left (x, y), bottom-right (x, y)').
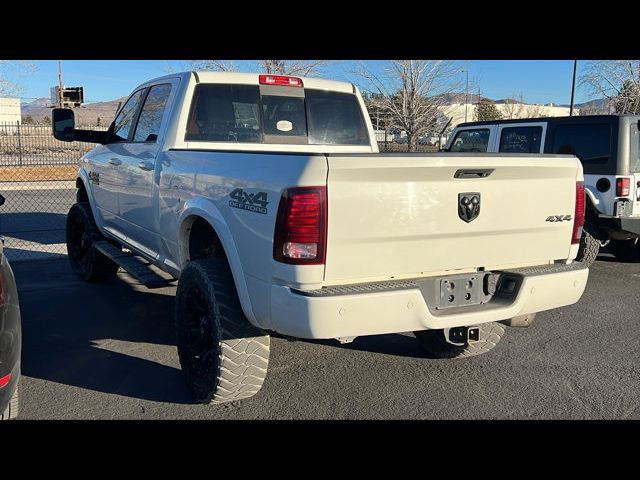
top-left (21, 97), bottom-right (126, 126)
top-left (19, 93), bottom-right (610, 126)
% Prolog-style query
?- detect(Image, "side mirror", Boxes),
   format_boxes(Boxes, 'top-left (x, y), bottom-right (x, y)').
top-left (52, 109), bottom-right (110, 145)
top-left (0, 194), bottom-right (5, 207)
top-left (52, 108), bottom-right (76, 142)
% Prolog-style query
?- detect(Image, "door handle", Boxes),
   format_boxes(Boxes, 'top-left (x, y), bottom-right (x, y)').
top-left (138, 161), bottom-right (154, 171)
top-left (454, 168), bottom-right (494, 178)
top-left (108, 158), bottom-right (122, 166)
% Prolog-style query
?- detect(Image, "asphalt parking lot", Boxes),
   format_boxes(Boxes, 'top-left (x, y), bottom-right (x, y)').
top-left (10, 251), bottom-right (640, 420)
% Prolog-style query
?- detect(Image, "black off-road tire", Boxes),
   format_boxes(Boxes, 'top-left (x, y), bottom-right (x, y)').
top-left (1, 386), bottom-right (19, 420)
top-left (575, 222), bottom-right (600, 267)
top-left (175, 258), bottom-right (270, 404)
top-left (608, 238), bottom-right (640, 262)
top-left (66, 202), bottom-right (119, 282)
top-left (414, 322), bottom-right (505, 359)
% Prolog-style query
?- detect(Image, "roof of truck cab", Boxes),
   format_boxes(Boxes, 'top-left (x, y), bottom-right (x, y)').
top-left (136, 71), bottom-right (356, 94)
top-left (457, 114), bottom-right (640, 128)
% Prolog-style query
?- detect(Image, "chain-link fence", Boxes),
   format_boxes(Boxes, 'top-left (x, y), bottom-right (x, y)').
top-left (0, 122), bottom-right (106, 167)
top-left (378, 142), bottom-right (439, 153)
top-left (0, 122), bottom-right (103, 262)
top-left (0, 121), bottom-right (439, 262)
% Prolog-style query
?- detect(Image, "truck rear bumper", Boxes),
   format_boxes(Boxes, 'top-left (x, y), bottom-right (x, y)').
top-left (269, 263), bottom-right (588, 339)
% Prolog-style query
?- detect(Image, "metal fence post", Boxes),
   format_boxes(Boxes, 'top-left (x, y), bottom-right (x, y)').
top-left (16, 120), bottom-right (23, 167)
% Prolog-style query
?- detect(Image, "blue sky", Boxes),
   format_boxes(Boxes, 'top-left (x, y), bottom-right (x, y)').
top-left (11, 60), bottom-right (591, 105)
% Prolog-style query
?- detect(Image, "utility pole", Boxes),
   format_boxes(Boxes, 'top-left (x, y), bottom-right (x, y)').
top-left (461, 69), bottom-right (469, 122)
top-left (58, 60), bottom-right (64, 108)
top-left (569, 60), bottom-right (577, 116)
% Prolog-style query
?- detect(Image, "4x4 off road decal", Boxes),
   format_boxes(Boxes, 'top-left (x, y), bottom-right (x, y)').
top-left (229, 188), bottom-right (269, 214)
top-left (88, 171), bottom-right (99, 185)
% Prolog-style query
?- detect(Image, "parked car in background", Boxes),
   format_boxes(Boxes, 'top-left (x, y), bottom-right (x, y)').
top-left (445, 115), bottom-right (640, 266)
top-left (0, 194), bottom-right (21, 420)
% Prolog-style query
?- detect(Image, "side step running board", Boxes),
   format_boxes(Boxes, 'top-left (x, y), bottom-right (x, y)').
top-left (94, 240), bottom-right (172, 289)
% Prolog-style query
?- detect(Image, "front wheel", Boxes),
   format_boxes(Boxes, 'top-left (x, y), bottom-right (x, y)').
top-left (414, 322), bottom-right (505, 359)
top-left (175, 258), bottom-right (270, 404)
top-left (66, 202), bottom-right (119, 282)
top-left (608, 238), bottom-right (640, 262)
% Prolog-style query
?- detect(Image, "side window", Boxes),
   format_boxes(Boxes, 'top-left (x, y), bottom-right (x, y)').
top-left (133, 84), bottom-right (172, 143)
top-left (552, 123), bottom-right (611, 165)
top-left (449, 129), bottom-right (490, 152)
top-left (499, 126), bottom-right (542, 153)
top-left (111, 89), bottom-right (146, 142)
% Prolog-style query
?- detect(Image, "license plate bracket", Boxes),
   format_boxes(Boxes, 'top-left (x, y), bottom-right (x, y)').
top-left (436, 274), bottom-right (483, 309)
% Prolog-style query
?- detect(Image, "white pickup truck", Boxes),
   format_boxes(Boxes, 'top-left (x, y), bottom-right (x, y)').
top-left (53, 71), bottom-right (589, 405)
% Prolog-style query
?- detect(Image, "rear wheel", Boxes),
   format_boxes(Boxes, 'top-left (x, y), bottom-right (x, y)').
top-left (175, 258), bottom-right (270, 404)
top-left (609, 238), bottom-right (640, 262)
top-left (66, 202), bottom-right (119, 282)
top-left (414, 322), bottom-right (505, 359)
top-left (1, 386), bottom-right (19, 420)
top-left (575, 217), bottom-right (600, 267)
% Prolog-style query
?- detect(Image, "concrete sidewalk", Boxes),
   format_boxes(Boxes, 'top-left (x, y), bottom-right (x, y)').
top-left (0, 180), bottom-right (76, 191)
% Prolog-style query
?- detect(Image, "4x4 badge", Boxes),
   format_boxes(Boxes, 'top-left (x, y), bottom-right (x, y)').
top-left (229, 188), bottom-right (269, 214)
top-left (459, 192), bottom-right (481, 223)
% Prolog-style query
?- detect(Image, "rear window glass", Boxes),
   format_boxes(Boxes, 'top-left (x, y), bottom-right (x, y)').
top-left (449, 129), bottom-right (490, 152)
top-left (631, 124), bottom-right (640, 172)
top-left (185, 84), bottom-right (369, 146)
top-left (186, 84), bottom-right (262, 142)
top-left (499, 126), bottom-right (542, 153)
top-left (305, 90), bottom-right (369, 145)
top-left (262, 96), bottom-right (307, 137)
top-left (552, 123), bottom-right (611, 165)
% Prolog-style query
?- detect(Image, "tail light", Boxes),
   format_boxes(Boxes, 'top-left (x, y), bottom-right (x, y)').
top-left (572, 181), bottom-right (585, 245)
top-left (0, 373), bottom-right (10, 389)
top-left (616, 177), bottom-right (631, 197)
top-left (259, 75), bottom-right (303, 87)
top-left (273, 186), bottom-right (327, 265)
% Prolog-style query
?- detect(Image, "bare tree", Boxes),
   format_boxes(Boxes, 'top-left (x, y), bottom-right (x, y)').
top-left (356, 60), bottom-right (461, 151)
top-left (0, 60), bottom-right (35, 97)
top-left (188, 60), bottom-right (238, 72)
top-left (578, 101), bottom-right (610, 116)
top-left (261, 60), bottom-right (327, 76)
top-left (524, 104), bottom-right (547, 118)
top-left (188, 60), bottom-right (328, 76)
top-left (499, 93), bottom-right (526, 119)
top-left (580, 60), bottom-right (640, 114)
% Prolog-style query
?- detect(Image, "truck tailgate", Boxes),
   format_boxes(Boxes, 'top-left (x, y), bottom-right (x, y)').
top-left (324, 154), bottom-right (580, 283)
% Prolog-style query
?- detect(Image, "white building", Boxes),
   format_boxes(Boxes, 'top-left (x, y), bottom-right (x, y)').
top-left (441, 102), bottom-right (578, 131)
top-left (0, 97), bottom-right (21, 124)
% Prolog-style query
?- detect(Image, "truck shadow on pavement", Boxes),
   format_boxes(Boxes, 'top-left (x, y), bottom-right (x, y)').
top-left (0, 212), bottom-right (67, 243)
top-left (14, 259), bottom-right (196, 405)
top-left (304, 334), bottom-right (435, 359)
